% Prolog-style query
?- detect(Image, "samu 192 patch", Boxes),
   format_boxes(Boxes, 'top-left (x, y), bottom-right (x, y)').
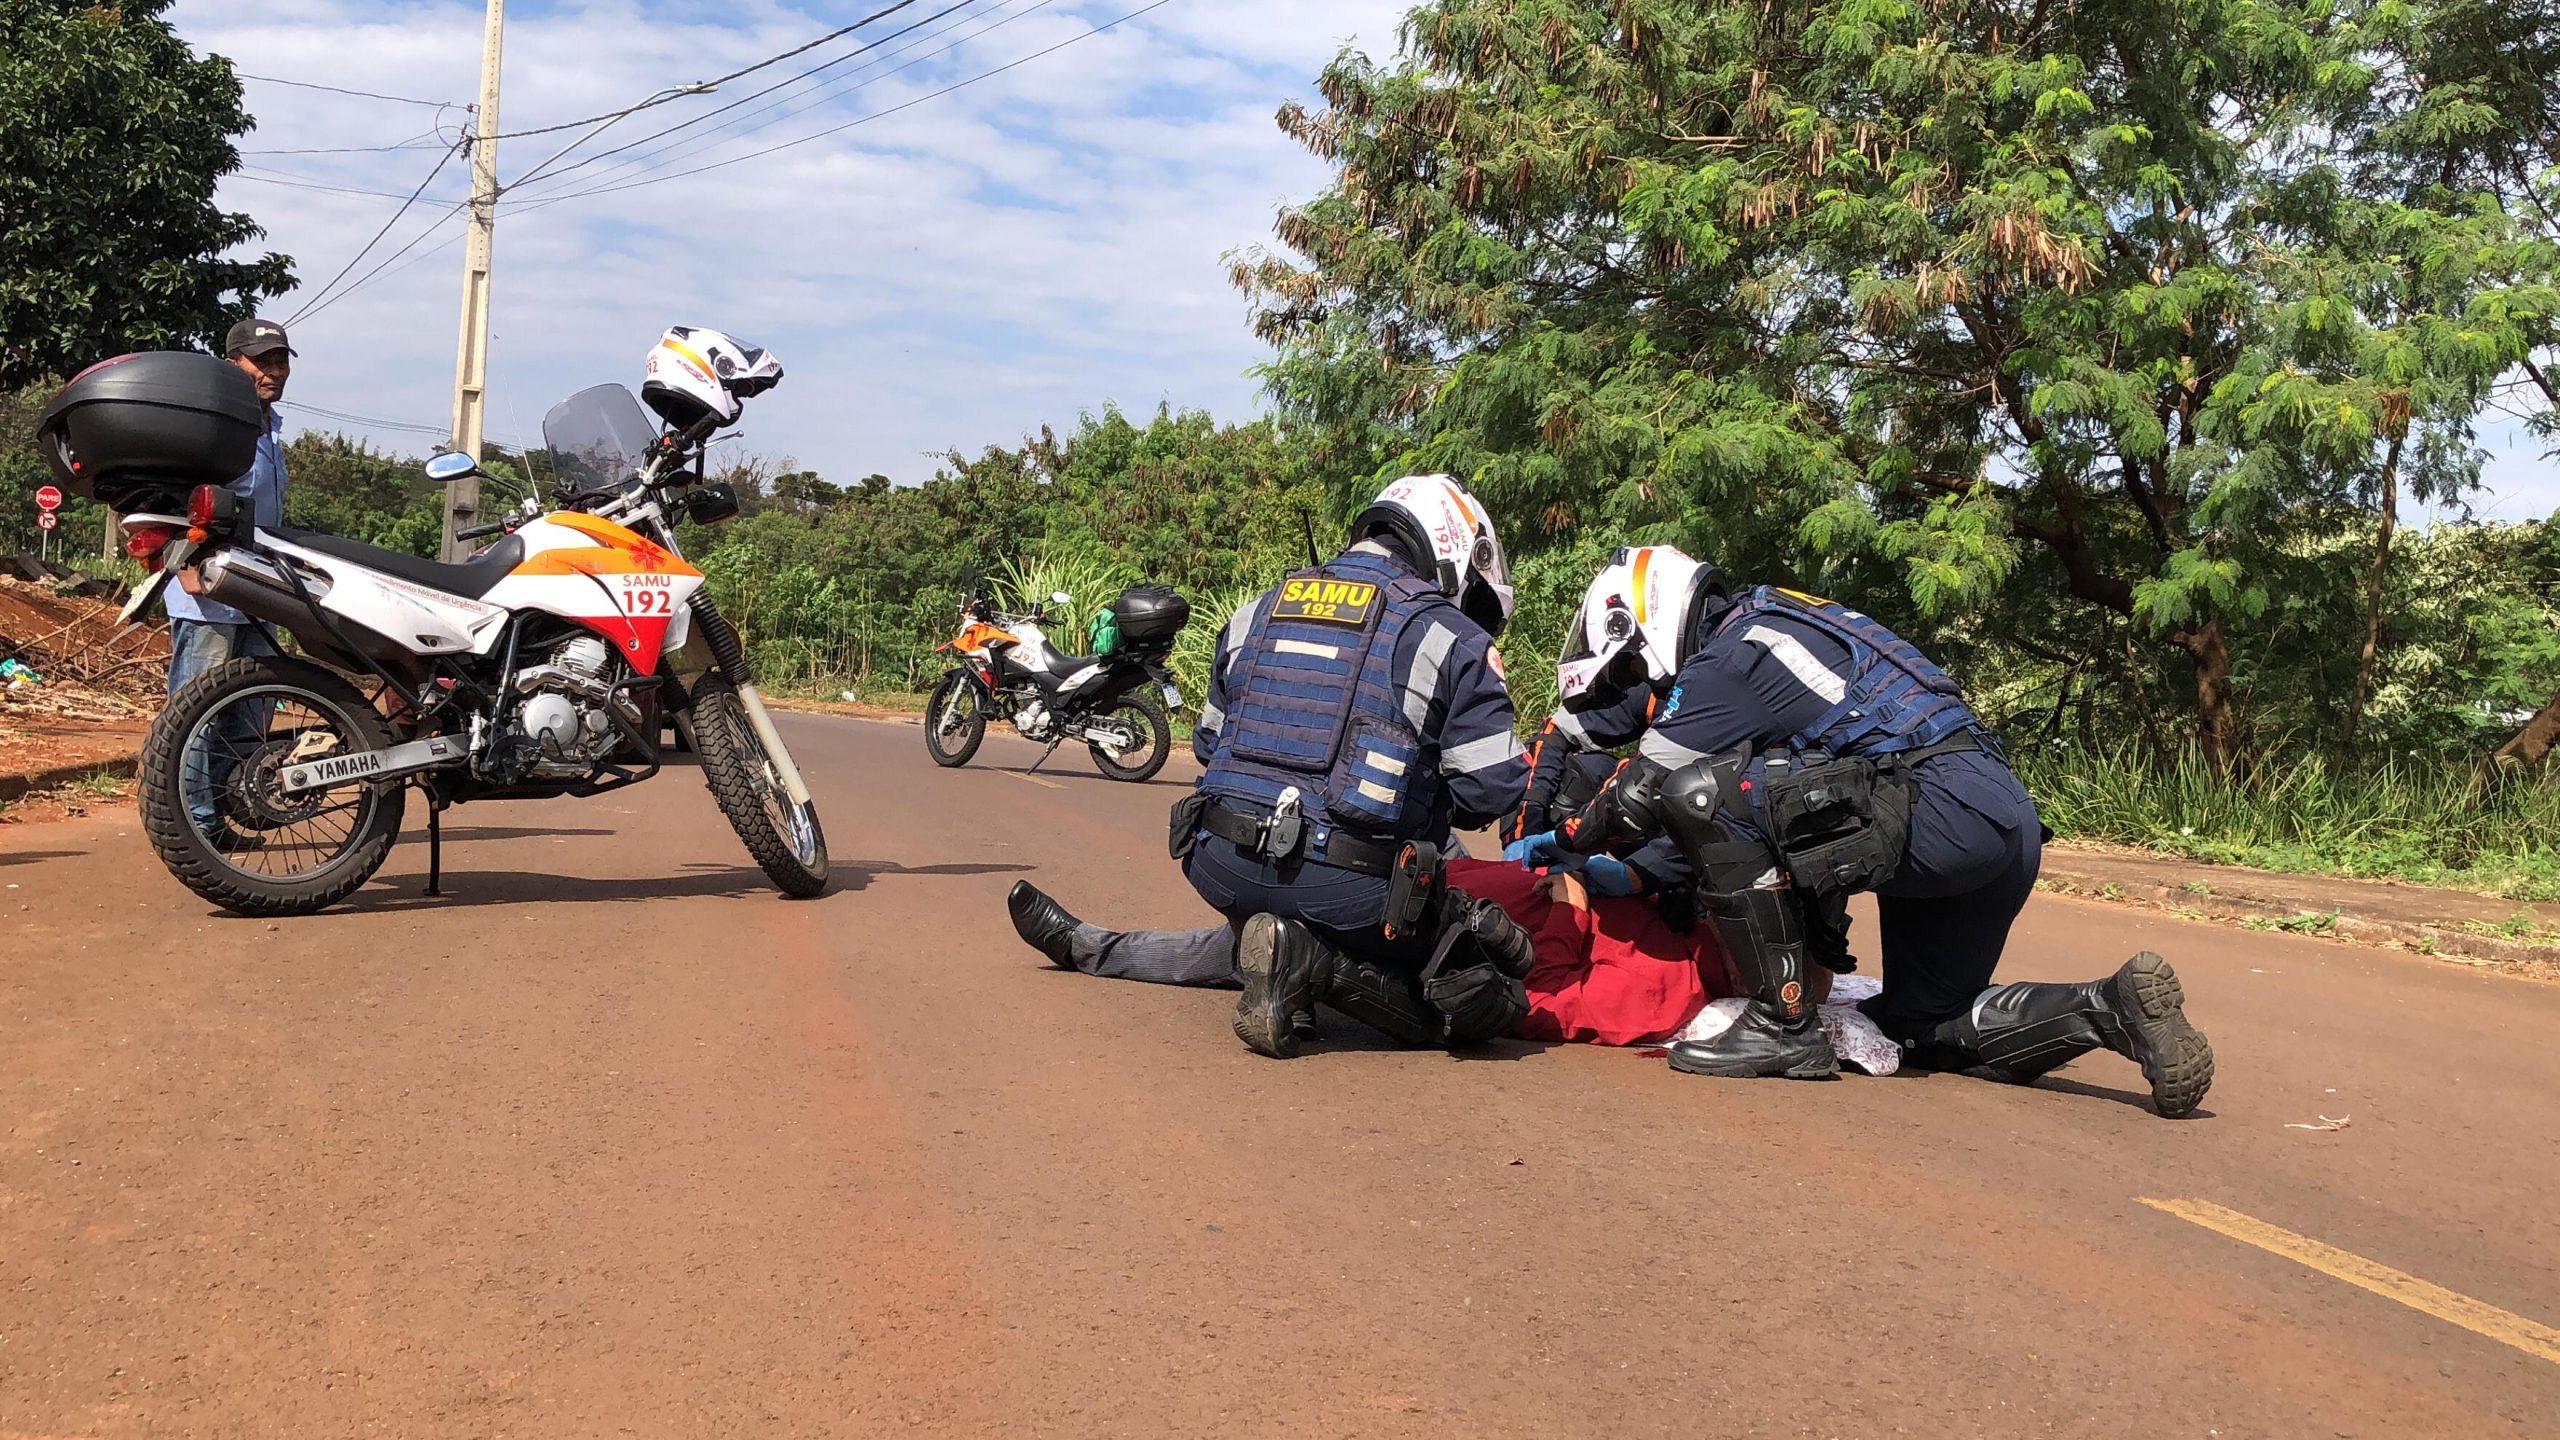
top-left (1271, 577), bottom-right (1380, 626)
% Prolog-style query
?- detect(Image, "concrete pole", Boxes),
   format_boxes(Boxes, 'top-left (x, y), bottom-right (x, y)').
top-left (441, 0), bottom-right (504, 561)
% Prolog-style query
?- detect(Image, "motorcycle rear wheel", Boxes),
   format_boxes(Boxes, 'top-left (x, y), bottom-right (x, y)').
top-left (1087, 690), bottom-right (1172, 782)
top-left (924, 669), bottom-right (987, 767)
top-left (139, 654), bottom-right (407, 916)
top-left (690, 676), bottom-right (829, 898)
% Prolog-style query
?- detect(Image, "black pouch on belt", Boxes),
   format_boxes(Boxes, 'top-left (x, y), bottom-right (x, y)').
top-left (1167, 791), bottom-right (1208, 860)
top-left (1382, 840), bottom-right (1443, 942)
top-left (1756, 749), bottom-right (1913, 898)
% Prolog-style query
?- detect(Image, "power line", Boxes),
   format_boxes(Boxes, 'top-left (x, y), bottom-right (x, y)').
top-left (504, 0), bottom-right (996, 193)
top-left (520, 0), bottom-right (1180, 208)
top-left (486, 0), bottom-right (924, 142)
top-left (233, 169), bottom-right (459, 202)
top-left (242, 136), bottom-right (451, 156)
top-left (289, 201), bottom-right (470, 327)
top-left (283, 401), bottom-right (533, 453)
top-left (282, 140), bottom-right (471, 327)
top-left (237, 72), bottom-right (461, 109)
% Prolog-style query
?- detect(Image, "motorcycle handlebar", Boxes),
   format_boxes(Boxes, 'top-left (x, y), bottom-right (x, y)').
top-left (455, 520), bottom-right (511, 541)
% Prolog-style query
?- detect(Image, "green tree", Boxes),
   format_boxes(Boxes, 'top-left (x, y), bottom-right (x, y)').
top-left (0, 0), bottom-right (294, 389)
top-left (1236, 0), bottom-right (2560, 768)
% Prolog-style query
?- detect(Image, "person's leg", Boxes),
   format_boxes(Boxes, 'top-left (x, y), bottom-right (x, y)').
top-left (1865, 766), bottom-right (2212, 1116)
top-left (1008, 881), bottom-right (1244, 986)
top-left (167, 621), bottom-right (248, 840)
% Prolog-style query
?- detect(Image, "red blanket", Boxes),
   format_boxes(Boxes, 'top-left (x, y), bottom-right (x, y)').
top-left (1445, 858), bottom-right (1735, 1046)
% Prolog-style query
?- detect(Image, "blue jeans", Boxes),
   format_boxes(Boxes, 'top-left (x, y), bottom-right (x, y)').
top-left (167, 620), bottom-right (278, 835)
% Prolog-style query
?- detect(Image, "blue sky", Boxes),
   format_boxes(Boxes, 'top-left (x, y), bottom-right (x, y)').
top-left (176, 0), bottom-right (1415, 482)
top-left (175, 0), bottom-right (2557, 521)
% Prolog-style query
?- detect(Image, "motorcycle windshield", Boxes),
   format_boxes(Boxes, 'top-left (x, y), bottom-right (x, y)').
top-left (541, 384), bottom-right (658, 494)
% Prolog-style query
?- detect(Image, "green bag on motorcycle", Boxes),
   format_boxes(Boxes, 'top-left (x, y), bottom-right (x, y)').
top-left (1088, 607), bottom-right (1122, 656)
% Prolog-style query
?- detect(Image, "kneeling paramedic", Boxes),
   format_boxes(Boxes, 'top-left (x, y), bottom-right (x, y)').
top-left (1007, 475), bottom-right (1538, 1057)
top-left (1519, 550), bottom-right (2215, 1116)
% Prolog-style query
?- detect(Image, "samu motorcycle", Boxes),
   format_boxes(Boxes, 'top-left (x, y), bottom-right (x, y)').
top-left (923, 586), bottom-right (1189, 781)
top-left (37, 327), bottom-right (827, 916)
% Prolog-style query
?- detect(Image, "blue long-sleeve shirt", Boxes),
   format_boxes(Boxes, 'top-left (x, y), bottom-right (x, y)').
top-left (164, 408), bottom-right (285, 625)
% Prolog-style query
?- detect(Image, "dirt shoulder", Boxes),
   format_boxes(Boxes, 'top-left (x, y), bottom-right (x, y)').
top-left (2039, 839), bottom-right (2560, 975)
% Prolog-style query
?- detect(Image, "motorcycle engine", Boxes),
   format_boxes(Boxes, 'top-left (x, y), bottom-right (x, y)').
top-left (512, 636), bottom-right (621, 778)
top-left (1012, 688), bottom-right (1053, 741)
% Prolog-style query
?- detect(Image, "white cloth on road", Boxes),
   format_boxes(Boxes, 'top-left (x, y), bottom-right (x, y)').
top-left (1670, 973), bottom-right (1901, 1075)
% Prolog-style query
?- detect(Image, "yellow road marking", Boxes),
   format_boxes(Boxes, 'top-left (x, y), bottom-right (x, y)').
top-left (1004, 770), bottom-right (1065, 791)
top-left (2142, 1197), bottom-right (2560, 1365)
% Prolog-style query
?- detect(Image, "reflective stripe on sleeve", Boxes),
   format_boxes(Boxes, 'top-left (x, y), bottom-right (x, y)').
top-left (1741, 624), bottom-right (1850, 705)
top-left (1441, 730), bottom-right (1527, 776)
top-left (1402, 622), bottom-right (1459, 730)
top-left (1196, 700), bottom-right (1226, 736)
top-left (1550, 707), bottom-right (1592, 746)
top-left (1639, 729), bottom-right (1717, 769)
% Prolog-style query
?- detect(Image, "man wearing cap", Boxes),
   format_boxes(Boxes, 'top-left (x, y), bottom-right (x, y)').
top-left (163, 318), bottom-right (294, 850)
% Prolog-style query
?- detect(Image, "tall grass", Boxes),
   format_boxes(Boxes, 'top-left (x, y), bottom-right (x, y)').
top-left (2014, 739), bottom-right (2560, 900)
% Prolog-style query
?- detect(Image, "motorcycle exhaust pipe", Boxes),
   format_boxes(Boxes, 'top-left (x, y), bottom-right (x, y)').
top-left (196, 548), bottom-right (414, 673)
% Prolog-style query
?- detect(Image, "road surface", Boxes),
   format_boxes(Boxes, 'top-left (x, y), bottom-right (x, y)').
top-left (4, 712), bottom-right (2557, 1437)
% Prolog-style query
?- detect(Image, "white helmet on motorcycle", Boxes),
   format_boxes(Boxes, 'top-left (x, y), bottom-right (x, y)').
top-left (640, 325), bottom-right (784, 429)
top-left (1555, 544), bottom-right (1726, 705)
top-left (1351, 473), bottom-right (1515, 637)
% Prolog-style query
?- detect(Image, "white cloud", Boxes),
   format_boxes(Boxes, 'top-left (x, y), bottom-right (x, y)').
top-left (174, 0), bottom-right (1416, 478)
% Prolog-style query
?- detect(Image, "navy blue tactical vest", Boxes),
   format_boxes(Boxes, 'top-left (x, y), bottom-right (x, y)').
top-left (1199, 550), bottom-right (1449, 846)
top-left (1723, 586), bottom-right (1980, 757)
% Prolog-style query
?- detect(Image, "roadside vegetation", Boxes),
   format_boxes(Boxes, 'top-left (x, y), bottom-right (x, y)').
top-left (7, 0), bottom-right (2560, 899)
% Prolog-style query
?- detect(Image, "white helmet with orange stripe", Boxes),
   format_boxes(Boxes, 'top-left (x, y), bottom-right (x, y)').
top-left (640, 325), bottom-right (784, 429)
top-left (1556, 544), bottom-right (1726, 704)
top-left (1351, 473), bottom-right (1515, 637)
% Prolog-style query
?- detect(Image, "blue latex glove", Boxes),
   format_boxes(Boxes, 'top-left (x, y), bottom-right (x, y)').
top-left (1578, 853), bottom-right (1638, 896)
top-left (1505, 831), bottom-right (1564, 866)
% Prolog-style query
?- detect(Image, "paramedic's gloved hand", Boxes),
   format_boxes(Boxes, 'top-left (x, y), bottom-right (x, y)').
top-left (1506, 831), bottom-right (1566, 867)
top-left (1577, 853), bottom-right (1638, 897)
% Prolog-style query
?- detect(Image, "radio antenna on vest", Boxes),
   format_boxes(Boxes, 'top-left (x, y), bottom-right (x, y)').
top-left (1299, 505), bottom-right (1321, 568)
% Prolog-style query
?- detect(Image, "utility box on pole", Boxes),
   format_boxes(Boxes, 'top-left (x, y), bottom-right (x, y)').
top-left (442, 0), bottom-right (504, 562)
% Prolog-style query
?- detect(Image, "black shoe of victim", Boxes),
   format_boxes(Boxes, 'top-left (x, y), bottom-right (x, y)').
top-left (1667, 1004), bottom-right (1841, 1080)
top-left (2106, 951), bottom-right (2214, 1118)
top-left (1007, 881), bottom-right (1083, 970)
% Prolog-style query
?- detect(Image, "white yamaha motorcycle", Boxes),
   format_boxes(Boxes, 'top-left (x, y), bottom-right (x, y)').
top-left (39, 327), bottom-right (827, 915)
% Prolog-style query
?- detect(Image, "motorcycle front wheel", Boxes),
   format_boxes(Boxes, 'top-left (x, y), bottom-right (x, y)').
top-left (139, 654), bottom-right (407, 916)
top-left (690, 675), bottom-right (829, 898)
top-left (923, 669), bottom-right (988, 767)
top-left (1087, 690), bottom-right (1172, 782)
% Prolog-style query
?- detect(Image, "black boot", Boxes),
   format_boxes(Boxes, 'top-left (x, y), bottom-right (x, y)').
top-left (1233, 914), bottom-right (1335, 1058)
top-left (1008, 881), bottom-right (1086, 971)
top-left (1316, 947), bottom-right (1446, 1048)
top-left (1666, 882), bottom-right (1839, 1079)
top-left (1920, 952), bottom-right (2214, 1117)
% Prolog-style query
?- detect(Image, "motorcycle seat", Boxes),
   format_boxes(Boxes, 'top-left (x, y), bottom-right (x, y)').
top-left (269, 525), bottom-right (525, 601)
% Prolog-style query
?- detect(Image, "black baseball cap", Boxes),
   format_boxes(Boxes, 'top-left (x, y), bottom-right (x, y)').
top-left (223, 318), bottom-right (295, 358)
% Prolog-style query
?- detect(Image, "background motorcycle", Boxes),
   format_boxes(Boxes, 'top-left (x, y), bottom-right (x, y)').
top-left (39, 346), bottom-right (826, 915)
top-left (924, 590), bottom-right (1185, 781)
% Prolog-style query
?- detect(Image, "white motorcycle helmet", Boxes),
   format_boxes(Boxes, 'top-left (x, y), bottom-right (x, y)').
top-left (1555, 544), bottom-right (1726, 705)
top-left (1351, 473), bottom-right (1515, 637)
top-left (640, 325), bottom-right (784, 429)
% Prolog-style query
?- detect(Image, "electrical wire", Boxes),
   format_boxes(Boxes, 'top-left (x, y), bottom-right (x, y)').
top-left (233, 169), bottom-right (458, 202)
top-left (506, 0), bottom-right (1048, 202)
top-left (237, 72), bottom-right (460, 108)
top-left (485, 0), bottom-right (924, 142)
top-left (282, 140), bottom-right (471, 327)
top-left (283, 401), bottom-right (534, 453)
top-left (242, 132), bottom-right (451, 156)
top-left (503, 0), bottom-right (995, 192)
top-left (288, 201), bottom-right (471, 327)
top-left (517, 0), bottom-right (1179, 208)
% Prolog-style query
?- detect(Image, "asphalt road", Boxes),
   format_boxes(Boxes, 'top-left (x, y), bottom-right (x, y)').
top-left (4, 711), bottom-right (2557, 1437)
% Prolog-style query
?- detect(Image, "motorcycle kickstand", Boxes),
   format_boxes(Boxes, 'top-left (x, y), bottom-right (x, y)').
top-left (1026, 738), bottom-right (1064, 776)
top-left (424, 792), bottom-right (447, 897)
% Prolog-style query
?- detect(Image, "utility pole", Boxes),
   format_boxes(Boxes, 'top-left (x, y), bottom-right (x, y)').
top-left (442, 0), bottom-right (504, 562)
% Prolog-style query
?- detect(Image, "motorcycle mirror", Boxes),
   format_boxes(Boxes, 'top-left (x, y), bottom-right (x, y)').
top-left (424, 452), bottom-right (484, 485)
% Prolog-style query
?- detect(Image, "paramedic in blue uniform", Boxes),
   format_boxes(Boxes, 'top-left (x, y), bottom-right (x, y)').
top-left (1517, 547), bottom-right (2216, 1115)
top-left (1006, 475), bottom-right (1536, 1058)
